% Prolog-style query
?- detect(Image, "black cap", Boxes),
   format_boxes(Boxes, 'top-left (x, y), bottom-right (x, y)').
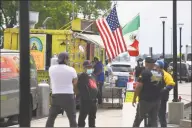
top-left (83, 60), bottom-right (92, 67)
top-left (57, 52), bottom-right (69, 63)
top-left (94, 57), bottom-right (99, 61)
top-left (137, 58), bottom-right (143, 62)
top-left (145, 57), bottom-right (155, 63)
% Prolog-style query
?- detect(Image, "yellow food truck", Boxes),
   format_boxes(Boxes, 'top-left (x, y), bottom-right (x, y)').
top-left (3, 28), bottom-right (105, 83)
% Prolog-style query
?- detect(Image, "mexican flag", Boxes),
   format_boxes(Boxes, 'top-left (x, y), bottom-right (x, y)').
top-left (123, 14), bottom-right (140, 56)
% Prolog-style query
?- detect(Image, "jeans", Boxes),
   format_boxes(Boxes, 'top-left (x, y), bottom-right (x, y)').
top-left (78, 100), bottom-right (97, 127)
top-left (133, 100), bottom-right (160, 127)
top-left (45, 94), bottom-right (77, 127)
top-left (158, 100), bottom-right (167, 127)
top-left (97, 82), bottom-right (104, 104)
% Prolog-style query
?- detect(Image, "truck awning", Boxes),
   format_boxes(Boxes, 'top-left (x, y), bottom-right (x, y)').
top-left (76, 33), bottom-right (104, 48)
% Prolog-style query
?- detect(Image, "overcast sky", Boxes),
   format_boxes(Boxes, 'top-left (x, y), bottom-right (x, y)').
top-left (116, 1), bottom-right (191, 54)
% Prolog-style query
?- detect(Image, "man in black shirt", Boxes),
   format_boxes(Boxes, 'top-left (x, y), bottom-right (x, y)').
top-left (132, 57), bottom-right (163, 127)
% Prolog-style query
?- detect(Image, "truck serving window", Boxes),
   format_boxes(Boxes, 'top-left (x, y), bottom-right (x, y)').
top-left (111, 65), bottom-right (133, 72)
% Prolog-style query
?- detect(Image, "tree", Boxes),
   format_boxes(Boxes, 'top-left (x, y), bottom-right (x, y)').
top-left (76, 0), bottom-right (112, 19)
top-left (0, 1), bottom-right (18, 30)
top-left (1, 0), bottom-right (112, 29)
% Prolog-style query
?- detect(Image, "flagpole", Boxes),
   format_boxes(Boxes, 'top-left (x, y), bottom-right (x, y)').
top-left (73, 5), bottom-right (116, 38)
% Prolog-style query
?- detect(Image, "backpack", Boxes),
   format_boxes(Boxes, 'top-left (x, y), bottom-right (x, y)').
top-left (86, 74), bottom-right (98, 100)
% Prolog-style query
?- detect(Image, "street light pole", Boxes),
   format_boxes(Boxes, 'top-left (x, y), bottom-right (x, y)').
top-left (19, 0), bottom-right (30, 126)
top-left (162, 21), bottom-right (165, 58)
top-left (42, 17), bottom-right (52, 29)
top-left (160, 16), bottom-right (167, 59)
top-left (178, 23), bottom-right (184, 83)
top-left (170, 28), bottom-right (173, 55)
top-left (173, 0), bottom-right (178, 102)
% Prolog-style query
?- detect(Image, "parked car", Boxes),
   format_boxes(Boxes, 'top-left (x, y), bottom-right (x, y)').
top-left (169, 61), bottom-right (191, 82)
top-left (0, 49), bottom-right (38, 125)
top-left (110, 62), bottom-right (135, 90)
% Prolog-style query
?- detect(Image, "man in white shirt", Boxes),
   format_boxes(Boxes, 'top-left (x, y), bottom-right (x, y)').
top-left (46, 52), bottom-right (78, 127)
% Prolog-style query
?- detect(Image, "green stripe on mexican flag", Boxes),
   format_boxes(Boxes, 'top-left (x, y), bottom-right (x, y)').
top-left (122, 14), bottom-right (140, 51)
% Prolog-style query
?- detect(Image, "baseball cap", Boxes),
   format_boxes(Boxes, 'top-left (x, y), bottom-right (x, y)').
top-left (83, 60), bottom-right (92, 67)
top-left (94, 57), bottom-right (99, 61)
top-left (145, 57), bottom-right (155, 63)
top-left (57, 52), bottom-right (69, 63)
top-left (137, 58), bottom-right (143, 62)
top-left (155, 60), bottom-right (164, 68)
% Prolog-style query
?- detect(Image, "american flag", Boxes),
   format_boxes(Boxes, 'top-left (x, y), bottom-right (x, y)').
top-left (96, 7), bottom-right (127, 60)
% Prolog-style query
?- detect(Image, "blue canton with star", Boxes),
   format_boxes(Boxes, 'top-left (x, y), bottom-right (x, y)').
top-left (106, 7), bottom-right (120, 32)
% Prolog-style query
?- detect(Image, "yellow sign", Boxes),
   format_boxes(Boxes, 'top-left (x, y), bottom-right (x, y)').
top-left (30, 34), bottom-right (47, 70)
top-left (37, 71), bottom-right (49, 83)
top-left (125, 91), bottom-right (138, 103)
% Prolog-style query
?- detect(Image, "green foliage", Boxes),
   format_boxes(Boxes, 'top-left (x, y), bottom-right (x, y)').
top-left (76, 0), bottom-right (112, 19)
top-left (1, 0), bottom-right (112, 29)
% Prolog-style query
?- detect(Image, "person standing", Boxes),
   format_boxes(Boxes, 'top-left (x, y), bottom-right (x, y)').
top-left (46, 52), bottom-right (78, 127)
top-left (135, 58), bottom-right (145, 82)
top-left (105, 59), bottom-right (113, 83)
top-left (93, 57), bottom-right (104, 104)
top-left (159, 55), bottom-right (168, 71)
top-left (77, 60), bottom-right (98, 127)
top-left (154, 60), bottom-right (175, 127)
top-left (132, 57), bottom-right (164, 127)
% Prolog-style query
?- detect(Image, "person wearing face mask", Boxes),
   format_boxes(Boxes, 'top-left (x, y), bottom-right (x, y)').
top-left (77, 60), bottom-right (98, 127)
top-left (46, 52), bottom-right (78, 127)
top-left (132, 57), bottom-right (164, 127)
top-left (153, 60), bottom-right (175, 127)
top-left (93, 57), bottom-right (104, 105)
top-left (135, 58), bottom-right (145, 82)
top-left (159, 55), bottom-right (168, 71)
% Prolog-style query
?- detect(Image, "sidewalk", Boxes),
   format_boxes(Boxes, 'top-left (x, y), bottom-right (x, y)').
top-left (167, 82), bottom-right (191, 112)
top-left (10, 82), bottom-right (191, 127)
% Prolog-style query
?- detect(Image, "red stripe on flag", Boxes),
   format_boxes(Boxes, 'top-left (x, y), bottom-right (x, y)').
top-left (102, 20), bottom-right (118, 57)
top-left (114, 30), bottom-right (124, 54)
top-left (113, 31), bottom-right (120, 55)
top-left (96, 19), bottom-right (115, 59)
top-left (118, 28), bottom-right (128, 51)
top-left (95, 20), bottom-right (111, 59)
top-left (95, 7), bottom-right (128, 60)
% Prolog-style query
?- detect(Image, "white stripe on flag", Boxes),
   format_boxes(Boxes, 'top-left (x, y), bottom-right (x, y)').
top-left (96, 18), bottom-right (128, 59)
top-left (96, 19), bottom-right (113, 59)
top-left (96, 19), bottom-right (116, 58)
top-left (117, 28), bottom-right (127, 52)
top-left (103, 20), bottom-right (118, 56)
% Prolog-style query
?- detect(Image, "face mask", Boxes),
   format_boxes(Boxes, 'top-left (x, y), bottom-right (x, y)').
top-left (86, 69), bottom-right (93, 75)
top-left (139, 62), bottom-right (143, 66)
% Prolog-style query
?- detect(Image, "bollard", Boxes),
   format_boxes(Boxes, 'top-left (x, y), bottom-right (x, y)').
top-left (189, 114), bottom-right (191, 120)
top-left (168, 102), bottom-right (184, 124)
top-left (37, 81), bottom-right (50, 118)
